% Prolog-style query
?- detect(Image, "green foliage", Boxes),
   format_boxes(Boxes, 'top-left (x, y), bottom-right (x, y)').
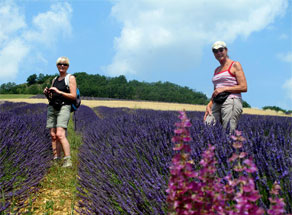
top-left (262, 105), bottom-right (291, 114)
top-left (27, 74), bottom-right (37, 86)
top-left (0, 82), bottom-right (18, 93)
top-left (242, 100), bottom-right (251, 108)
top-left (0, 74), bottom-right (55, 95)
top-left (37, 73), bottom-right (45, 84)
top-left (0, 72), bottom-right (255, 106)
top-left (26, 85), bottom-right (41, 94)
top-left (127, 80), bottom-right (208, 105)
top-left (73, 72), bottom-right (209, 104)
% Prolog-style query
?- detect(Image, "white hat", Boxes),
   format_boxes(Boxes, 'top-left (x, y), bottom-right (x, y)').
top-left (212, 41), bottom-right (227, 49)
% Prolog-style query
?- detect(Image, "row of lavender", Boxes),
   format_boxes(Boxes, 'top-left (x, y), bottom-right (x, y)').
top-left (0, 102), bottom-right (52, 213)
top-left (74, 105), bottom-right (292, 214)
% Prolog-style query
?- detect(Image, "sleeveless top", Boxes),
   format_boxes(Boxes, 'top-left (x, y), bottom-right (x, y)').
top-left (49, 77), bottom-right (71, 107)
top-left (212, 61), bottom-right (241, 99)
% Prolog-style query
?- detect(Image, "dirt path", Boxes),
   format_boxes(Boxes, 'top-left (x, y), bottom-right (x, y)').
top-left (18, 114), bottom-right (81, 215)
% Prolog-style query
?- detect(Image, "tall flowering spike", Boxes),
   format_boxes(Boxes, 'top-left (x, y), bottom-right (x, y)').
top-left (228, 130), bottom-right (265, 215)
top-left (171, 111), bottom-right (193, 153)
top-left (267, 181), bottom-right (286, 215)
top-left (167, 111), bottom-right (196, 215)
top-left (167, 121), bottom-right (290, 215)
top-left (167, 111), bottom-right (228, 215)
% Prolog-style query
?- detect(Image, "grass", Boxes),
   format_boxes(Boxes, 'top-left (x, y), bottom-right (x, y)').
top-left (20, 114), bottom-right (83, 215)
top-left (0, 94), bottom-right (34, 99)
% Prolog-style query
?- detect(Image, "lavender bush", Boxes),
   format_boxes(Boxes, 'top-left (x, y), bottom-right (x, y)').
top-left (74, 106), bottom-right (291, 214)
top-left (75, 106), bottom-right (175, 214)
top-left (0, 102), bottom-right (51, 213)
top-left (167, 111), bottom-right (290, 214)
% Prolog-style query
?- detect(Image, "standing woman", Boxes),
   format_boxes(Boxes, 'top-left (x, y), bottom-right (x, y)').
top-left (43, 56), bottom-right (77, 167)
top-left (204, 41), bottom-right (247, 133)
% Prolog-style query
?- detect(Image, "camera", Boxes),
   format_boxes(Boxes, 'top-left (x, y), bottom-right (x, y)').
top-left (44, 89), bottom-right (50, 95)
top-left (45, 88), bottom-right (53, 100)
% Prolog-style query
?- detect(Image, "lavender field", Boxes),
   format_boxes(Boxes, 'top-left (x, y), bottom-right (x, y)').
top-left (0, 102), bottom-right (51, 213)
top-left (74, 105), bottom-right (292, 214)
top-left (1, 102), bottom-right (291, 214)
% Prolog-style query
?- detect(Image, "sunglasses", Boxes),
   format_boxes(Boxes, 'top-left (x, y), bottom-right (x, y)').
top-left (212, 48), bottom-right (225, 54)
top-left (57, 63), bottom-right (69, 67)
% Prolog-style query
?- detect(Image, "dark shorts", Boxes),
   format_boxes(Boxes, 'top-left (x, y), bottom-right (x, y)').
top-left (46, 105), bottom-right (71, 128)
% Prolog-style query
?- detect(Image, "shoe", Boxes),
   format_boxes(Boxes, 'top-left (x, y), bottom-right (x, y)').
top-left (52, 157), bottom-right (61, 165)
top-left (62, 157), bottom-right (72, 168)
top-left (53, 156), bottom-right (61, 161)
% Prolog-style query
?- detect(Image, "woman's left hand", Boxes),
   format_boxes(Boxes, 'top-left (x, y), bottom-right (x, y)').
top-left (212, 87), bottom-right (226, 98)
top-left (49, 87), bottom-right (62, 94)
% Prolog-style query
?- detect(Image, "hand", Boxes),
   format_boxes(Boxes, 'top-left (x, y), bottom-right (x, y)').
top-left (44, 87), bottom-right (53, 100)
top-left (43, 87), bottom-right (49, 94)
top-left (49, 87), bottom-right (61, 95)
top-left (203, 103), bottom-right (212, 121)
top-left (212, 87), bottom-right (226, 98)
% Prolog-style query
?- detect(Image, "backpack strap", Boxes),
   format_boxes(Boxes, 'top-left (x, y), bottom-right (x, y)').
top-left (52, 76), bottom-right (58, 87)
top-left (64, 73), bottom-right (71, 88)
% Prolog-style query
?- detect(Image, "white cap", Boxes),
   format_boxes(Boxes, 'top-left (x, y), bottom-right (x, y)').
top-left (212, 41), bottom-right (227, 49)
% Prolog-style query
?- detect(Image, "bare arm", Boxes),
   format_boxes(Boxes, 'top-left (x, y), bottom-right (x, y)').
top-left (204, 86), bottom-right (215, 121)
top-left (204, 99), bottom-right (213, 121)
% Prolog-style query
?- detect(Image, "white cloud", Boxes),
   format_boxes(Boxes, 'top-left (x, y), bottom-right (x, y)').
top-left (0, 39), bottom-right (29, 79)
top-left (0, 1), bottom-right (27, 80)
top-left (0, 1), bottom-right (72, 82)
top-left (0, 1), bottom-right (26, 45)
top-left (106, 0), bottom-right (288, 78)
top-left (23, 2), bottom-right (72, 46)
top-left (277, 52), bottom-right (292, 63)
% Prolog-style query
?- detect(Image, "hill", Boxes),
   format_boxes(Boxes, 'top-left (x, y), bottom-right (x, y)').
top-left (1, 72), bottom-right (251, 107)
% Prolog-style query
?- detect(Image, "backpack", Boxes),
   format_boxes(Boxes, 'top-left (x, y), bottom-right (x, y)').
top-left (52, 74), bottom-right (81, 112)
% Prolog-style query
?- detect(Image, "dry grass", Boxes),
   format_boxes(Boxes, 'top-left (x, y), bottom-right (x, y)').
top-left (1, 98), bottom-right (290, 117)
top-left (20, 187), bottom-right (76, 215)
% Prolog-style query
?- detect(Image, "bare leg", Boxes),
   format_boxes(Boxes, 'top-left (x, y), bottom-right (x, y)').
top-left (50, 128), bottom-right (61, 159)
top-left (56, 127), bottom-right (70, 157)
top-left (56, 140), bottom-right (62, 157)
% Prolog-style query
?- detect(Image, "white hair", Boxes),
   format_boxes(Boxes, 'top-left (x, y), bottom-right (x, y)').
top-left (56, 56), bottom-right (70, 65)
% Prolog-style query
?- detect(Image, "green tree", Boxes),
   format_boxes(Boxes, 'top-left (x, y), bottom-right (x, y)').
top-left (27, 85), bottom-right (41, 94)
top-left (262, 106), bottom-right (286, 113)
top-left (242, 100), bottom-right (251, 108)
top-left (0, 82), bottom-right (17, 93)
top-left (37, 73), bottom-right (46, 84)
top-left (27, 74), bottom-right (37, 86)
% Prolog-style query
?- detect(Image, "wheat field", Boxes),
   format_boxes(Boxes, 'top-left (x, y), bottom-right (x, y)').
top-left (0, 98), bottom-right (290, 117)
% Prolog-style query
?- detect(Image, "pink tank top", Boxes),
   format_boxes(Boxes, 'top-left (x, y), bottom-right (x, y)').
top-left (212, 61), bottom-right (241, 99)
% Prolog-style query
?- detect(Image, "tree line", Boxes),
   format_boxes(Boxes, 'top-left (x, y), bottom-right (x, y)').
top-left (262, 106), bottom-right (292, 115)
top-left (0, 72), bottom-right (252, 107)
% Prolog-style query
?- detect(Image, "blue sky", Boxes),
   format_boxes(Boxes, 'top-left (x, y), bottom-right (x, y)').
top-left (0, 0), bottom-right (291, 110)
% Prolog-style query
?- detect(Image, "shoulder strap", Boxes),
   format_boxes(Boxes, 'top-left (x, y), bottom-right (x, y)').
top-left (52, 76), bottom-right (58, 87)
top-left (227, 61), bottom-right (235, 71)
top-left (64, 74), bottom-right (71, 87)
top-left (214, 66), bottom-right (221, 75)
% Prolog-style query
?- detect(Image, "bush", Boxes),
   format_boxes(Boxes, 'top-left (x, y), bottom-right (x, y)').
top-left (167, 111), bottom-right (289, 215)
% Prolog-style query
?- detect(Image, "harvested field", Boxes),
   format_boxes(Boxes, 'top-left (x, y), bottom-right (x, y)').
top-left (0, 98), bottom-right (290, 117)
